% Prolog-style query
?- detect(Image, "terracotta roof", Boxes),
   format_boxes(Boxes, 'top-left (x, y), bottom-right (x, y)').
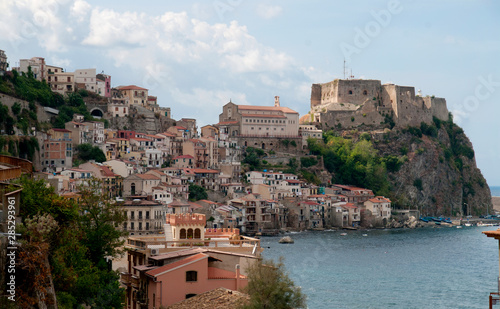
top-left (145, 253), bottom-right (207, 278)
top-left (333, 184), bottom-right (372, 192)
top-left (238, 105), bottom-right (298, 114)
top-left (299, 113), bottom-right (311, 124)
top-left (166, 287), bottom-right (249, 309)
top-left (116, 85), bottom-right (148, 91)
top-left (207, 267), bottom-right (244, 279)
top-left (367, 197), bottom-right (391, 203)
top-left (130, 137), bottom-right (151, 142)
top-left (100, 165), bottom-right (117, 177)
top-left (135, 174), bottom-right (161, 180)
top-left (285, 179), bottom-right (301, 184)
top-left (173, 126), bottom-right (187, 130)
top-left (483, 230), bottom-right (500, 240)
top-left (174, 155), bottom-right (194, 160)
top-left (342, 203), bottom-right (358, 209)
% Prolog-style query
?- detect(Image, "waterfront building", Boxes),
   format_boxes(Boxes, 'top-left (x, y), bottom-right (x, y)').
top-left (119, 213), bottom-right (261, 308)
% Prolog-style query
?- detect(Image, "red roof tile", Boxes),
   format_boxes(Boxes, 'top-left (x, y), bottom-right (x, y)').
top-left (145, 253), bottom-right (207, 278)
top-left (117, 85), bottom-right (148, 91)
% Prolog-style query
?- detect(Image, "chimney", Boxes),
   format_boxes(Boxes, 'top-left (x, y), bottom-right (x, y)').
top-left (274, 96), bottom-right (280, 107)
top-left (235, 264), bottom-right (241, 290)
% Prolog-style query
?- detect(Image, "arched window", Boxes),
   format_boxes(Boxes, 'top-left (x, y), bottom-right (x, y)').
top-left (131, 183), bottom-right (136, 195)
top-left (194, 228), bottom-right (201, 239)
top-left (348, 90), bottom-right (353, 95)
top-left (363, 90), bottom-right (368, 95)
top-left (187, 228), bottom-right (194, 238)
top-left (186, 271), bottom-right (197, 282)
top-left (180, 228), bottom-right (187, 239)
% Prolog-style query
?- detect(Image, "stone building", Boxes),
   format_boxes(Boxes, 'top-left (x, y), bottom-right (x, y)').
top-left (218, 97), bottom-right (301, 151)
top-left (308, 78), bottom-right (449, 129)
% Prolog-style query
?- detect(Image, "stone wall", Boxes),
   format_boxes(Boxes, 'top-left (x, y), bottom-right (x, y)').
top-left (310, 79), bottom-right (450, 130)
top-left (238, 136), bottom-right (305, 155)
top-left (0, 93), bottom-right (53, 122)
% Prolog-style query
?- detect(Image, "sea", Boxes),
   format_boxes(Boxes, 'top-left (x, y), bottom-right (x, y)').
top-left (261, 226), bottom-right (499, 308)
top-left (491, 186), bottom-right (500, 197)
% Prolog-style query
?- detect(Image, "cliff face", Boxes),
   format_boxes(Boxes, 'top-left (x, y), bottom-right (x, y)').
top-left (373, 123), bottom-right (491, 216)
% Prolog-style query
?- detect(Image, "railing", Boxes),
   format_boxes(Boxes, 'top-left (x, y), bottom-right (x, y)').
top-left (125, 236), bottom-right (260, 251)
top-left (120, 272), bottom-right (139, 289)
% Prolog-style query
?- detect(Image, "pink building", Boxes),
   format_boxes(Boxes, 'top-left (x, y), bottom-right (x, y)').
top-left (96, 73), bottom-right (111, 97)
top-left (142, 252), bottom-right (247, 308)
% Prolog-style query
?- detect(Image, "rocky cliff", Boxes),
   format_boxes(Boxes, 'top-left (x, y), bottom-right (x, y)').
top-left (372, 118), bottom-right (491, 216)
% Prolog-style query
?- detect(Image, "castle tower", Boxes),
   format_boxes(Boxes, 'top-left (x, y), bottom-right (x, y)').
top-left (274, 96), bottom-right (280, 107)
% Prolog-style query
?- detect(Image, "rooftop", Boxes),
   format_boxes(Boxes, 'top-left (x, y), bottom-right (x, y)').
top-left (166, 287), bottom-right (248, 309)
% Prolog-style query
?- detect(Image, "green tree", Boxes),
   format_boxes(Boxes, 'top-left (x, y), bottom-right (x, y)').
top-left (77, 179), bottom-right (127, 265)
top-left (241, 258), bottom-right (306, 309)
top-left (11, 102), bottom-right (21, 115)
top-left (189, 184), bottom-right (208, 201)
top-left (76, 143), bottom-right (107, 163)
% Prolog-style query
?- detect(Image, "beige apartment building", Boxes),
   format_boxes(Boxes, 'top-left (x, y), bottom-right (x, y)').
top-left (115, 85), bottom-right (148, 106)
top-left (219, 97), bottom-right (299, 138)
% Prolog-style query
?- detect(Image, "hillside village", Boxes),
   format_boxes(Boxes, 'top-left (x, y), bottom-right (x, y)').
top-left (0, 50), bottom-right (492, 308)
top-left (1, 51), bottom-right (426, 234)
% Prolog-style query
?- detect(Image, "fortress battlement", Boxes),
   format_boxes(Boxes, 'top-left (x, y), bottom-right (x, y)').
top-left (308, 78), bottom-right (448, 129)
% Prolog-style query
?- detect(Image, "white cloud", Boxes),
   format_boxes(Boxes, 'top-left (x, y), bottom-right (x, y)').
top-left (49, 55), bottom-right (71, 68)
top-left (256, 4), bottom-right (283, 19)
top-left (70, 0), bottom-right (91, 23)
top-left (0, 1), bottom-right (324, 126)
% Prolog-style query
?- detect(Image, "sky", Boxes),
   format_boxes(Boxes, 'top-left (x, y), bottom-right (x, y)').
top-left (1, 0), bottom-right (499, 184)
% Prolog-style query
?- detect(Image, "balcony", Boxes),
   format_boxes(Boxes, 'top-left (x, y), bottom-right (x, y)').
top-left (120, 272), bottom-right (139, 289)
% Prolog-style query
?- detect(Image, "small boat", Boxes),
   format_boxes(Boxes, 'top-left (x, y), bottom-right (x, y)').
top-left (456, 226), bottom-right (462, 229)
top-left (340, 233), bottom-right (347, 236)
top-left (420, 217), bottom-right (429, 223)
top-left (464, 223), bottom-right (472, 227)
top-left (362, 234), bottom-right (368, 237)
top-left (435, 221), bottom-right (441, 225)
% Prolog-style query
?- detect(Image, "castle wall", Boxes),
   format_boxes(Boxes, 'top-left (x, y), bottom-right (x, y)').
top-left (335, 79), bottom-right (382, 105)
top-left (311, 79), bottom-right (450, 130)
top-left (310, 84), bottom-right (322, 108)
top-left (319, 101), bottom-right (387, 130)
top-left (430, 97), bottom-right (448, 120)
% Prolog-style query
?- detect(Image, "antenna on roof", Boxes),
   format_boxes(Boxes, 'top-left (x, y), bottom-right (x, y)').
top-left (343, 59), bottom-right (346, 79)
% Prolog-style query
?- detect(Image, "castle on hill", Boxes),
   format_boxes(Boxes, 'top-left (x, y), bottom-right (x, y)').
top-left (305, 79), bottom-right (449, 129)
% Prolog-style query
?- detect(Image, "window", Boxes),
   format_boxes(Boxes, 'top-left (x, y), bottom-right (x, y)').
top-left (186, 271), bottom-right (197, 282)
top-left (363, 90), bottom-right (368, 95)
top-left (348, 90), bottom-right (353, 94)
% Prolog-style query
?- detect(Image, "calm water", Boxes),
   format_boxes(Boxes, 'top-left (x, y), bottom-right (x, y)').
top-left (261, 226), bottom-right (499, 309)
top-left (491, 186), bottom-right (500, 197)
